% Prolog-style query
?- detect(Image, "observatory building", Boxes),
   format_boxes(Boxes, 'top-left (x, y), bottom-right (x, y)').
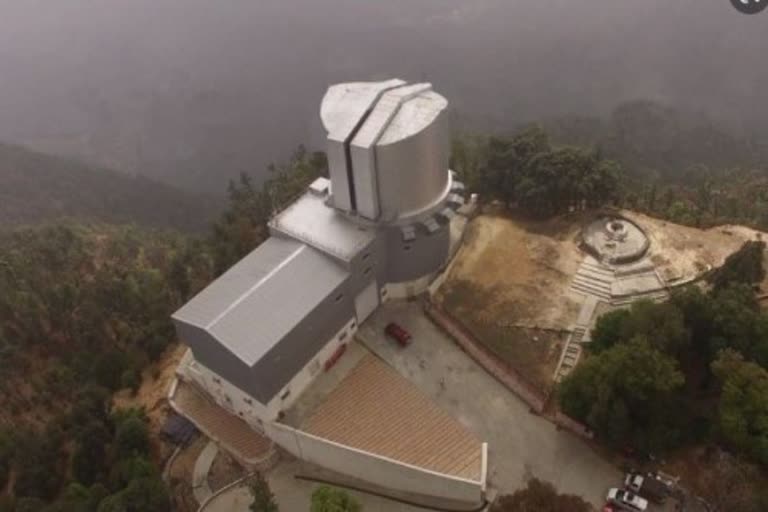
top-left (169, 80), bottom-right (484, 504)
top-left (173, 78), bottom-right (464, 420)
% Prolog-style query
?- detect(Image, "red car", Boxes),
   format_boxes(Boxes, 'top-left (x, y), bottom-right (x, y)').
top-left (385, 322), bottom-right (412, 347)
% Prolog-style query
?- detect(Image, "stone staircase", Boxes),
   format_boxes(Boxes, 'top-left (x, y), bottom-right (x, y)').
top-left (569, 258), bottom-right (615, 300)
top-left (554, 326), bottom-right (586, 383)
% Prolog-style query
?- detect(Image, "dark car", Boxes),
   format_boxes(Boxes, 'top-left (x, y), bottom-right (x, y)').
top-left (385, 322), bottom-right (412, 347)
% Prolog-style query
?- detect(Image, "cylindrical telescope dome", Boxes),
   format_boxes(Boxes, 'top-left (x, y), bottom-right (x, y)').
top-left (320, 80), bottom-right (451, 223)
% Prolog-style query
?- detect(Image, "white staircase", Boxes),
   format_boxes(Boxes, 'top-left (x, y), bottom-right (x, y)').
top-left (554, 326), bottom-right (586, 383)
top-left (569, 258), bottom-right (615, 300)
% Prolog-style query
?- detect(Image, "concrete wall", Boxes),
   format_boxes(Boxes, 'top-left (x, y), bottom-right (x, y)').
top-left (264, 421), bottom-right (485, 505)
top-left (384, 275), bottom-right (433, 300)
top-left (182, 317), bottom-right (357, 425)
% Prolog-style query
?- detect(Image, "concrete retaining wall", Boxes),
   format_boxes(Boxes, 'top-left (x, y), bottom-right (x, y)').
top-left (264, 421), bottom-right (485, 505)
top-left (425, 303), bottom-right (547, 413)
top-left (553, 411), bottom-right (594, 440)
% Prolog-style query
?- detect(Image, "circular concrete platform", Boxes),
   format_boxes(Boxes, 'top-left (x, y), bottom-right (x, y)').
top-left (582, 216), bottom-right (649, 265)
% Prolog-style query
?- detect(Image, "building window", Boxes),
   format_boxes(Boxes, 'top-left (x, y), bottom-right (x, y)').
top-left (351, 321), bottom-right (357, 328)
top-left (339, 330), bottom-right (347, 341)
top-left (281, 389), bottom-right (291, 401)
top-left (244, 397), bottom-right (253, 405)
top-left (335, 293), bottom-right (344, 303)
top-left (213, 377), bottom-right (221, 385)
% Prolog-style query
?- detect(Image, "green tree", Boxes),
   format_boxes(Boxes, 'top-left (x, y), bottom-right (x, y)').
top-left (709, 240), bottom-right (765, 290)
top-left (97, 477), bottom-right (170, 512)
top-left (559, 337), bottom-right (685, 451)
top-left (248, 472), bottom-right (278, 512)
top-left (591, 300), bottom-right (690, 357)
top-left (490, 478), bottom-right (591, 512)
top-left (72, 421), bottom-right (110, 485)
top-left (310, 486), bottom-right (361, 512)
top-left (591, 309), bottom-right (631, 352)
top-left (712, 350), bottom-right (768, 465)
top-left (0, 430), bottom-right (13, 489)
top-left (113, 410), bottom-right (150, 458)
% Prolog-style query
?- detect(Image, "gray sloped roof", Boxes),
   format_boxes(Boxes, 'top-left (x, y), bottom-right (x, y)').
top-left (172, 236), bottom-right (349, 366)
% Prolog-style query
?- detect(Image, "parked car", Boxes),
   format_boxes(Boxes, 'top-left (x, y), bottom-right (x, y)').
top-left (624, 471), bottom-right (670, 503)
top-left (606, 488), bottom-right (648, 512)
top-left (385, 322), bottom-right (412, 347)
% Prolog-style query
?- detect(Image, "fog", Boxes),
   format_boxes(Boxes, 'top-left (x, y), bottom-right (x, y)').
top-left (0, 0), bottom-right (765, 193)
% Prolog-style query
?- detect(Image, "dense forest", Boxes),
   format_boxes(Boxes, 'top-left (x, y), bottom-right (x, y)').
top-left (0, 143), bottom-right (221, 232)
top-left (0, 147), bottom-right (325, 511)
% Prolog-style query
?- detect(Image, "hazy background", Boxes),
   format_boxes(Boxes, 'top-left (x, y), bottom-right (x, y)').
top-left (0, 0), bottom-right (765, 194)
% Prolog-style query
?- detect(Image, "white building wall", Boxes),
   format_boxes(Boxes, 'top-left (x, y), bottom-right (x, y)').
top-left (382, 274), bottom-right (433, 300)
top-left (181, 317), bottom-right (358, 428)
top-left (264, 421), bottom-right (485, 505)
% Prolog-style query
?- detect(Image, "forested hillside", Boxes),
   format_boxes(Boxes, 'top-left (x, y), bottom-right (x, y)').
top-left (0, 223), bottom-right (214, 511)
top-left (544, 100), bottom-right (767, 178)
top-left (0, 143), bottom-right (221, 232)
top-left (0, 147), bottom-right (325, 512)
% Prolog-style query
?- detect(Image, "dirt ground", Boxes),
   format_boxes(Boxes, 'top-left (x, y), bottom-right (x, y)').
top-left (436, 211), bottom-right (583, 392)
top-left (438, 210), bottom-right (583, 330)
top-left (621, 210), bottom-right (760, 284)
top-left (113, 342), bottom-right (186, 431)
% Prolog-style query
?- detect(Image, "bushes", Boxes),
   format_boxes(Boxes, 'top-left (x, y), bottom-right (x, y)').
top-left (491, 478), bottom-right (592, 512)
top-left (310, 486), bottom-right (361, 512)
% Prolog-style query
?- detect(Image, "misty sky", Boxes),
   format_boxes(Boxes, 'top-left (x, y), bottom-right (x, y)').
top-left (0, 0), bottom-right (765, 193)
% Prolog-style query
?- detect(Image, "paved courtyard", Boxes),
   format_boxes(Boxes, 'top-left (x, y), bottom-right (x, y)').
top-left (358, 300), bottom-right (621, 506)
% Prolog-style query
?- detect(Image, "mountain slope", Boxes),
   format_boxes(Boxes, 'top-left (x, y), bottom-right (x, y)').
top-left (0, 143), bottom-right (221, 232)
